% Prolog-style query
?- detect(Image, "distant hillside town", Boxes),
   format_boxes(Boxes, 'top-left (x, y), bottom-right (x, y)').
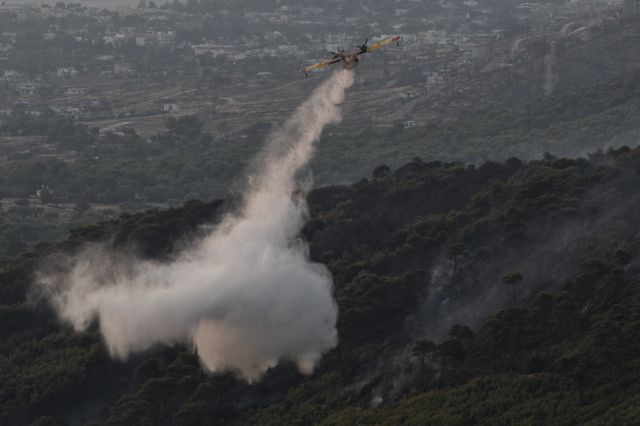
top-left (0, 0), bottom-right (628, 121)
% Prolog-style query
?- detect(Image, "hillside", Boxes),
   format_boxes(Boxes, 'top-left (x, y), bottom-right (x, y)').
top-left (3, 15), bottom-right (640, 257)
top-left (2, 146), bottom-right (640, 424)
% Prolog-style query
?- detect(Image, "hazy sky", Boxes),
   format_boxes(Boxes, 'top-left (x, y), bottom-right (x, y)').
top-left (9, 0), bottom-right (141, 8)
top-left (78, 0), bottom-right (139, 6)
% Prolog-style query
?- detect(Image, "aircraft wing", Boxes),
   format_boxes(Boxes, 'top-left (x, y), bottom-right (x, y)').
top-left (366, 36), bottom-right (401, 53)
top-left (299, 58), bottom-right (341, 76)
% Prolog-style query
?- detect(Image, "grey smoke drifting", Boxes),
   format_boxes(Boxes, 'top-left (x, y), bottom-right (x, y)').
top-left (543, 40), bottom-right (559, 96)
top-left (37, 70), bottom-right (355, 382)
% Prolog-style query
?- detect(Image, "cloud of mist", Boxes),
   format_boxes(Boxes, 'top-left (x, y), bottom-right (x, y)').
top-left (37, 70), bottom-right (355, 382)
top-left (543, 40), bottom-right (559, 96)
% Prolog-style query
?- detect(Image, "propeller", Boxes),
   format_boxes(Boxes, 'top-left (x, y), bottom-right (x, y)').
top-left (358, 38), bottom-right (369, 53)
top-left (329, 46), bottom-right (349, 60)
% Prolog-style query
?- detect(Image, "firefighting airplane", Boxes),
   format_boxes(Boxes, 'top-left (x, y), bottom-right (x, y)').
top-left (299, 35), bottom-right (401, 77)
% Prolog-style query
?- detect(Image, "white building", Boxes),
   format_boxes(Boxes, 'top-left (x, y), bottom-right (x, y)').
top-left (16, 82), bottom-right (40, 96)
top-left (57, 67), bottom-right (78, 78)
top-left (397, 90), bottom-right (420, 100)
top-left (192, 43), bottom-right (233, 57)
top-left (163, 103), bottom-right (178, 112)
top-left (114, 63), bottom-right (134, 76)
top-left (425, 72), bottom-right (446, 90)
top-left (426, 30), bottom-right (449, 45)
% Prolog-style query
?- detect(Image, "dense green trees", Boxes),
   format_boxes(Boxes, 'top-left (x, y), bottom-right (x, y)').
top-left (502, 271), bottom-right (522, 304)
top-left (412, 339), bottom-right (436, 378)
top-left (2, 147), bottom-right (640, 424)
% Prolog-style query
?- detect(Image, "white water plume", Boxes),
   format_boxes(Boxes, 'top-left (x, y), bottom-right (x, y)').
top-left (37, 70), bottom-right (355, 382)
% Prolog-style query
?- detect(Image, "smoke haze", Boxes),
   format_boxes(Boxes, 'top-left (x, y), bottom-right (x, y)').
top-left (543, 40), bottom-right (559, 96)
top-left (37, 70), bottom-right (355, 382)
top-left (27, 1), bottom-right (140, 8)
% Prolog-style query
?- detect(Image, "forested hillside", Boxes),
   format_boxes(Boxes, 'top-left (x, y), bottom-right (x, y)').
top-left (2, 146), bottom-right (640, 424)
